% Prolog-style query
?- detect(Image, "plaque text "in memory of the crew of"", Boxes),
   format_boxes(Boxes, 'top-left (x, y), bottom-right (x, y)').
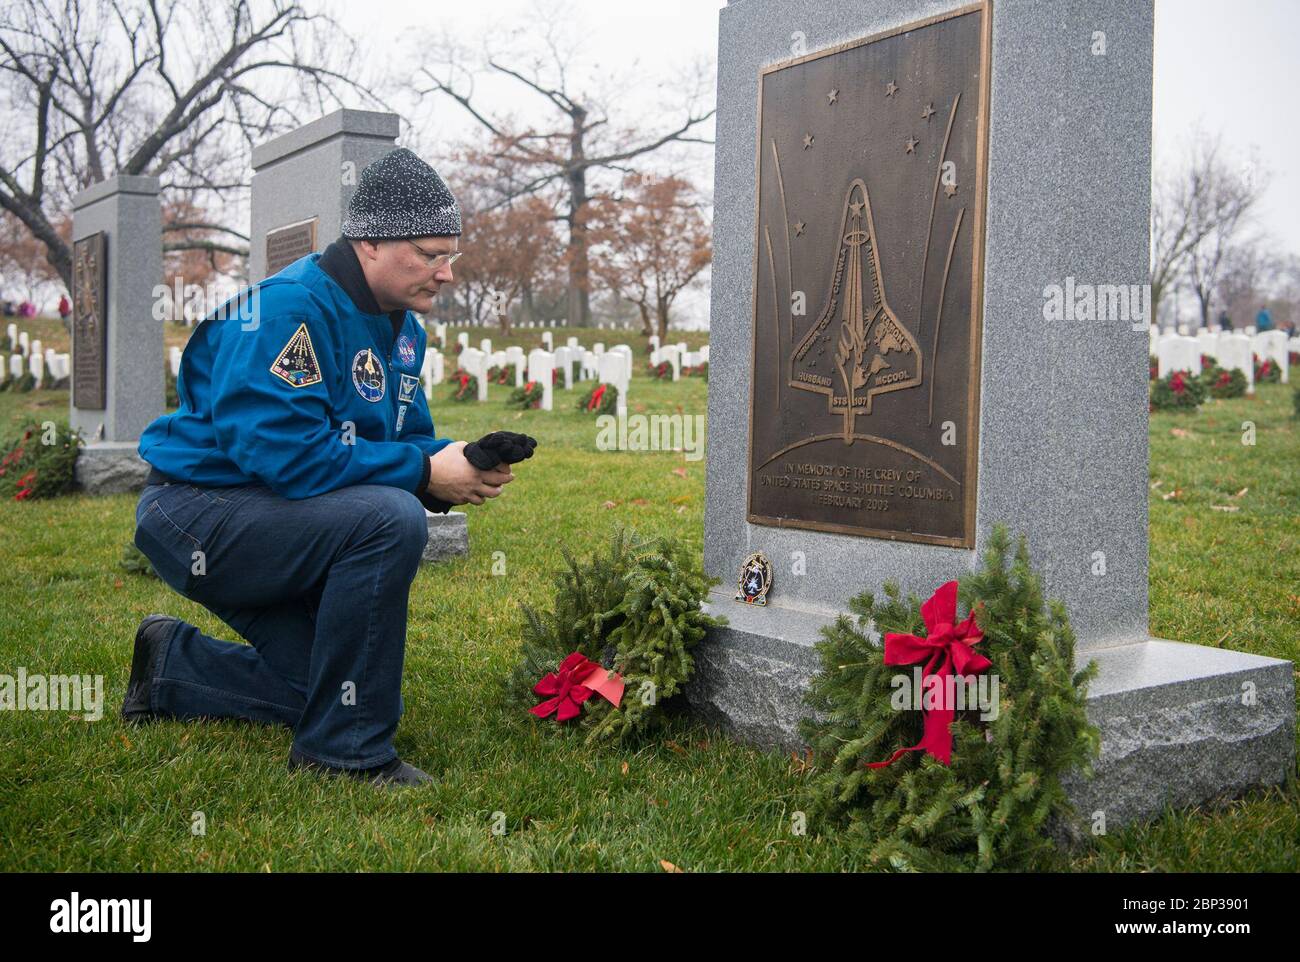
top-left (746, 3), bottom-right (990, 548)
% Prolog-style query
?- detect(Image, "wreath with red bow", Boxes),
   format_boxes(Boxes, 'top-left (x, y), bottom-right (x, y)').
top-left (449, 370), bottom-right (478, 402)
top-left (800, 525), bottom-right (1099, 871)
top-left (577, 382), bottom-right (618, 415)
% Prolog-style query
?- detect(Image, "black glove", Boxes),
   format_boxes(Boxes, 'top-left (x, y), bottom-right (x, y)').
top-left (420, 432), bottom-right (538, 514)
top-left (463, 431), bottom-right (538, 470)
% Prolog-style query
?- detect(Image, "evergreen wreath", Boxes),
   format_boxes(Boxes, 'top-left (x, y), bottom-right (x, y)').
top-left (799, 525), bottom-right (1099, 871)
top-left (449, 369), bottom-right (478, 402)
top-left (1206, 366), bottom-right (1247, 398)
top-left (506, 528), bottom-right (723, 744)
top-left (486, 363), bottom-right (517, 386)
top-left (0, 421), bottom-right (82, 501)
top-left (577, 382), bottom-right (618, 415)
top-left (1254, 355), bottom-right (1281, 384)
top-left (507, 380), bottom-right (544, 410)
top-left (1149, 369), bottom-right (1204, 411)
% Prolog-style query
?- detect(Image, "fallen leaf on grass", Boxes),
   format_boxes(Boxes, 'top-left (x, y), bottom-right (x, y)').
top-left (602, 500), bottom-right (618, 509)
top-left (671, 467), bottom-right (688, 479)
top-left (665, 740), bottom-right (689, 756)
top-left (1230, 487), bottom-right (1248, 499)
top-left (119, 733), bottom-right (132, 750)
top-left (670, 494), bottom-right (691, 505)
top-left (1170, 428), bottom-right (1194, 439)
top-left (630, 498), bottom-right (650, 506)
top-left (660, 859), bottom-right (684, 873)
top-left (620, 761), bottom-right (629, 776)
top-left (1161, 489), bottom-right (1181, 501)
top-left (1210, 505), bottom-right (1239, 512)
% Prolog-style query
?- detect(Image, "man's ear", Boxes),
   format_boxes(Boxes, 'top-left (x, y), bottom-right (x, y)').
top-left (351, 239), bottom-right (380, 263)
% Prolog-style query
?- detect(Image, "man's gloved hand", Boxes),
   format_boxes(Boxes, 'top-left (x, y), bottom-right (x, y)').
top-left (463, 431), bottom-right (538, 470)
top-left (420, 432), bottom-right (537, 514)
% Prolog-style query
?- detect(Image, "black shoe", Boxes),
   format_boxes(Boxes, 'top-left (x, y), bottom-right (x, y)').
top-left (287, 749), bottom-right (434, 788)
top-left (121, 614), bottom-right (179, 724)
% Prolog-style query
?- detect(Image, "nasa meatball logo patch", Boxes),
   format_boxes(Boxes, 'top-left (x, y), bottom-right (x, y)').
top-left (395, 334), bottom-right (417, 369)
top-left (351, 348), bottom-right (385, 402)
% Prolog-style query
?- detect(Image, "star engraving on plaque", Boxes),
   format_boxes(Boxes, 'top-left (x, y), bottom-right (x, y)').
top-left (944, 182), bottom-right (959, 197)
top-left (827, 88), bottom-right (838, 105)
top-left (849, 199), bottom-right (863, 216)
top-left (794, 221), bottom-right (806, 236)
top-left (885, 80), bottom-right (898, 97)
top-left (905, 137), bottom-right (919, 154)
top-left (802, 133), bottom-right (814, 149)
top-left (922, 102), bottom-right (936, 121)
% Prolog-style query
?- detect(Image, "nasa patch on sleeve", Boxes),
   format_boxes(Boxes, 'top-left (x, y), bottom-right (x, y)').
top-left (269, 323), bottom-right (323, 388)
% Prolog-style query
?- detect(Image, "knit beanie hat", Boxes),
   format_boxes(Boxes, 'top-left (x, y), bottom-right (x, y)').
top-left (341, 147), bottom-right (462, 239)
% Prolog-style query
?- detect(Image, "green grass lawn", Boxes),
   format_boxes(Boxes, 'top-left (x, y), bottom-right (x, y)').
top-left (0, 371), bottom-right (1295, 872)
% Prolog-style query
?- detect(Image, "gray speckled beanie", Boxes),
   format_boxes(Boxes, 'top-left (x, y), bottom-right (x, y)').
top-left (341, 147), bottom-right (462, 239)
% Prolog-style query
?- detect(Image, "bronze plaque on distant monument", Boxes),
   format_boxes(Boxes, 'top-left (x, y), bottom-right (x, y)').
top-left (72, 231), bottom-right (107, 411)
top-left (746, 3), bottom-right (989, 548)
top-left (265, 217), bottom-right (318, 275)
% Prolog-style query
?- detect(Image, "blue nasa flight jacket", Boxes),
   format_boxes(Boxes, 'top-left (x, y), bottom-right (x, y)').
top-left (138, 238), bottom-right (453, 507)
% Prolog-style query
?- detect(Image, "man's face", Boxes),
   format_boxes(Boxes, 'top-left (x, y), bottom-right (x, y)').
top-left (355, 236), bottom-right (459, 314)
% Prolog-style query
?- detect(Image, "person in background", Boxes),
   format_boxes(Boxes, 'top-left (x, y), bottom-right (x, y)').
top-left (1255, 304), bottom-right (1273, 332)
top-left (1217, 309), bottom-right (1231, 332)
top-left (58, 294), bottom-right (71, 320)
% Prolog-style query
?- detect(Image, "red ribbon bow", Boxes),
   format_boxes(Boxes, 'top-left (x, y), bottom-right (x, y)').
top-left (587, 384), bottom-right (607, 411)
top-left (530, 652), bottom-right (600, 722)
top-left (866, 581), bottom-right (991, 768)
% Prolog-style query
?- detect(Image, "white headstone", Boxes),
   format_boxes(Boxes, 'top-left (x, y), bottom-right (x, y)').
top-left (598, 351), bottom-right (629, 415)
top-left (9, 354), bottom-right (23, 380)
top-left (505, 346), bottom-right (526, 387)
top-left (527, 349), bottom-right (555, 411)
top-left (5, 323), bottom-right (15, 347)
top-left (169, 345), bottom-right (183, 377)
top-left (1215, 333), bottom-right (1255, 393)
top-left (542, 331), bottom-right (553, 350)
top-left (30, 352), bottom-right (44, 388)
top-left (1253, 330), bottom-right (1289, 384)
top-left (17, 331), bottom-right (30, 356)
top-left (567, 336), bottom-right (579, 349)
top-left (1156, 334), bottom-right (1200, 379)
top-left (457, 331), bottom-right (469, 351)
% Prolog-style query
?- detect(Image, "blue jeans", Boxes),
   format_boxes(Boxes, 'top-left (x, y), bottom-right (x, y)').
top-left (132, 480), bottom-right (429, 769)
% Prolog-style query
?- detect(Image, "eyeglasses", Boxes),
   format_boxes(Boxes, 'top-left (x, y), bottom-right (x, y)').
top-left (404, 240), bottom-right (463, 271)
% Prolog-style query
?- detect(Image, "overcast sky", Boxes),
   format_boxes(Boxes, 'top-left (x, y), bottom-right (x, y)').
top-left (338, 0), bottom-right (1298, 254)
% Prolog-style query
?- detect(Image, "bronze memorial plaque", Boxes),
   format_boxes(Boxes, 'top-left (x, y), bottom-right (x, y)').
top-left (72, 231), bottom-right (107, 411)
top-left (265, 217), bottom-right (319, 275)
top-left (746, 3), bottom-right (989, 548)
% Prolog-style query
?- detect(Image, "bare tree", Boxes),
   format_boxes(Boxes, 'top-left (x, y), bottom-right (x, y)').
top-left (0, 0), bottom-right (382, 298)
top-left (416, 1), bottom-right (714, 328)
top-left (1151, 131), bottom-right (1266, 328)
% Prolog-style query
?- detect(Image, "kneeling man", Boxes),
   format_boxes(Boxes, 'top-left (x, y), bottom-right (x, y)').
top-left (125, 149), bottom-right (515, 787)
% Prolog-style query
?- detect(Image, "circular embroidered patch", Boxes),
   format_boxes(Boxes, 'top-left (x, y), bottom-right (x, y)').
top-left (396, 334), bottom-right (417, 368)
top-left (351, 348), bottom-right (386, 402)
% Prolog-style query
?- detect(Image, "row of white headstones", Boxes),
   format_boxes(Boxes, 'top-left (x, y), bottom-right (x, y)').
top-left (418, 325), bottom-right (709, 416)
top-left (1152, 325), bottom-right (1295, 391)
top-left (1, 323), bottom-right (71, 388)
